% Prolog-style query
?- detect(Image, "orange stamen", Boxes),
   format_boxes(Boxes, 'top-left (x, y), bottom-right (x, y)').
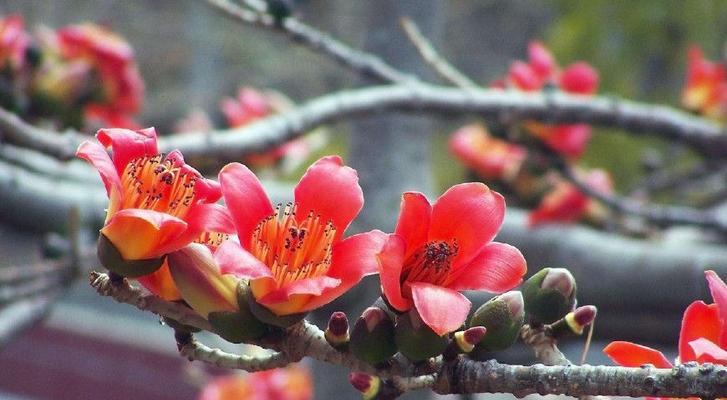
top-left (401, 240), bottom-right (458, 286)
top-left (120, 154), bottom-right (197, 218)
top-left (251, 203), bottom-right (336, 288)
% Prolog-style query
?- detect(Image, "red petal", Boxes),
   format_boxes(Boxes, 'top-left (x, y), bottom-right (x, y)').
top-left (678, 301), bottom-right (721, 363)
top-left (214, 240), bottom-right (272, 279)
top-left (96, 127), bottom-right (157, 174)
top-left (394, 192), bottom-right (431, 258)
top-left (302, 230), bottom-right (388, 311)
top-left (185, 203), bottom-right (236, 236)
top-left (705, 270), bottom-right (727, 347)
top-left (377, 234), bottom-right (411, 312)
top-left (689, 338), bottom-right (727, 365)
top-left (429, 183), bottom-right (506, 267)
top-left (256, 276), bottom-right (341, 310)
top-left (544, 124), bottom-right (591, 159)
top-left (101, 208), bottom-right (187, 260)
top-left (165, 150), bottom-right (221, 203)
top-left (76, 140), bottom-right (121, 198)
top-left (559, 62), bottom-right (599, 95)
top-left (508, 60), bottom-right (542, 91)
top-left (294, 156), bottom-right (363, 241)
top-left (447, 242), bottom-right (527, 292)
top-left (219, 163), bottom-right (274, 248)
top-left (137, 261), bottom-right (181, 301)
top-left (603, 341), bottom-right (672, 368)
top-left (410, 282), bottom-right (471, 336)
top-left (528, 41), bottom-right (555, 80)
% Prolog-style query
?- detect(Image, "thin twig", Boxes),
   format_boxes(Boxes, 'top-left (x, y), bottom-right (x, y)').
top-left (176, 331), bottom-right (290, 371)
top-left (399, 17), bottom-right (478, 88)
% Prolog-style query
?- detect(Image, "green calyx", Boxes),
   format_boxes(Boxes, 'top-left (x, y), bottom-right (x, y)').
top-left (245, 284), bottom-right (308, 328)
top-left (206, 283), bottom-right (268, 343)
top-left (469, 294), bottom-right (524, 359)
top-left (395, 309), bottom-right (449, 362)
top-left (97, 233), bottom-right (165, 278)
top-left (522, 267), bottom-right (577, 325)
top-left (350, 307), bottom-right (397, 366)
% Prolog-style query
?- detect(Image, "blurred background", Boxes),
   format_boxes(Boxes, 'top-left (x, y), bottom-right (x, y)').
top-left (0, 0), bottom-right (725, 399)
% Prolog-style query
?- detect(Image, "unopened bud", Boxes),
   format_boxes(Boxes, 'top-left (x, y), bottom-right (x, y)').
top-left (469, 291), bottom-right (525, 359)
top-left (349, 372), bottom-right (380, 400)
top-left (97, 233), bottom-right (164, 278)
top-left (550, 305), bottom-right (598, 337)
top-left (395, 309), bottom-right (449, 362)
top-left (350, 307), bottom-right (397, 366)
top-left (443, 326), bottom-right (487, 360)
top-left (522, 267), bottom-right (577, 324)
top-left (325, 311), bottom-right (350, 348)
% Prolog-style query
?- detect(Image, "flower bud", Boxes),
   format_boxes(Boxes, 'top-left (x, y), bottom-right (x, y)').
top-left (325, 311), bottom-right (350, 348)
top-left (443, 326), bottom-right (487, 360)
top-left (97, 233), bottom-right (164, 278)
top-left (394, 309), bottom-right (449, 362)
top-left (350, 307), bottom-right (397, 366)
top-left (522, 267), bottom-right (577, 324)
top-left (349, 372), bottom-right (380, 400)
top-left (469, 291), bottom-right (524, 359)
top-left (550, 305), bottom-right (597, 337)
top-left (168, 244), bottom-right (266, 342)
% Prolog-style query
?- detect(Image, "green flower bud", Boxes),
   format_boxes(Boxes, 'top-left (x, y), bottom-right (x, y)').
top-left (395, 309), bottom-right (449, 362)
top-left (522, 267), bottom-right (576, 324)
top-left (350, 307), bottom-right (397, 366)
top-left (325, 311), bottom-right (350, 349)
top-left (207, 283), bottom-right (268, 343)
top-left (97, 233), bottom-right (164, 278)
top-left (469, 291), bottom-right (524, 359)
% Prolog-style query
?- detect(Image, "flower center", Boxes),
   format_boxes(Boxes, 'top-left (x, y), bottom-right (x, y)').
top-left (250, 203), bottom-right (336, 287)
top-left (120, 154), bottom-right (197, 218)
top-left (401, 240), bottom-right (458, 286)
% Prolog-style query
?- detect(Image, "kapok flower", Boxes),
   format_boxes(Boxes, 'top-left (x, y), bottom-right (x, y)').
top-left (604, 270), bottom-right (727, 394)
top-left (377, 183), bottom-right (527, 336)
top-left (528, 169), bottom-right (612, 227)
top-left (57, 23), bottom-right (144, 127)
top-left (682, 46), bottom-right (727, 119)
top-left (501, 41), bottom-right (599, 159)
top-left (215, 156), bottom-right (387, 316)
top-left (220, 86), bottom-right (318, 171)
top-left (77, 127), bottom-right (232, 296)
top-left (448, 124), bottom-right (527, 181)
top-left (0, 15), bottom-right (30, 71)
top-left (199, 366), bottom-right (313, 400)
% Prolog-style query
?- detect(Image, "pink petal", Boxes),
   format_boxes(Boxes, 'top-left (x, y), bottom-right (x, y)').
top-left (446, 242), bottom-right (527, 292)
top-left (294, 156), bottom-right (363, 241)
top-left (96, 127), bottom-right (158, 174)
top-left (185, 203), bottom-right (236, 236)
top-left (377, 234), bottom-right (411, 312)
top-left (603, 341), bottom-right (672, 368)
top-left (394, 192), bottom-right (432, 258)
top-left (528, 41), bottom-right (555, 80)
top-left (302, 230), bottom-right (388, 311)
top-left (559, 62), bottom-right (599, 95)
top-left (214, 240), bottom-right (272, 279)
top-left (410, 282), bottom-right (471, 336)
top-left (544, 124), bottom-right (591, 159)
top-left (689, 338), bottom-right (727, 365)
top-left (256, 276), bottom-right (341, 309)
top-left (678, 300), bottom-right (721, 363)
top-left (76, 140), bottom-right (121, 198)
top-left (705, 270), bottom-right (727, 347)
top-left (165, 150), bottom-right (221, 203)
top-left (428, 183), bottom-right (506, 267)
top-left (219, 163), bottom-right (274, 248)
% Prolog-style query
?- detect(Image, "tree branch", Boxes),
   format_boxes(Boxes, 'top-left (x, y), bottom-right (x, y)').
top-left (175, 331), bottom-right (290, 371)
top-left (89, 271), bottom-right (727, 398)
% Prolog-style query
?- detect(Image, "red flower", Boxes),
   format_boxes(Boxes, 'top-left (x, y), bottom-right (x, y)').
top-left (604, 271), bottom-right (727, 399)
top-left (682, 46), bottom-right (727, 119)
top-left (57, 23), bottom-right (144, 127)
top-left (199, 365), bottom-right (313, 400)
top-left (0, 15), bottom-right (29, 71)
top-left (528, 169), bottom-right (612, 227)
top-left (500, 41), bottom-right (599, 159)
top-left (77, 127), bottom-right (232, 297)
top-left (215, 156), bottom-right (387, 316)
top-left (448, 124), bottom-right (527, 181)
top-left (377, 183), bottom-right (527, 336)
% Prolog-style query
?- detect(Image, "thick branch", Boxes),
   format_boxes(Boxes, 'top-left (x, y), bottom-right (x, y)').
top-left (176, 332), bottom-right (290, 371)
top-left (89, 271), bottom-right (727, 398)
